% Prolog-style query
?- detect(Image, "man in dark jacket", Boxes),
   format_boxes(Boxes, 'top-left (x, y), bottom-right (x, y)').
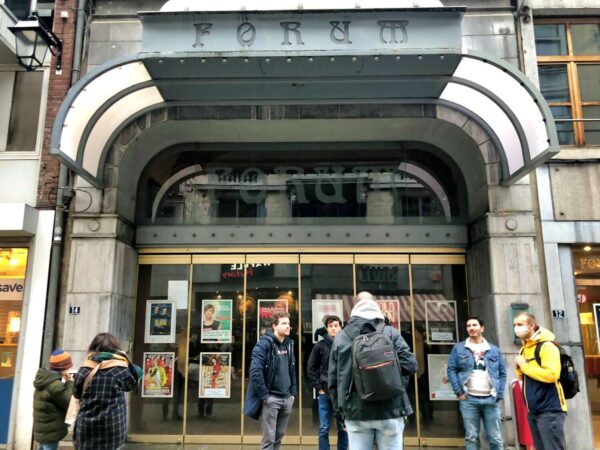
top-left (245, 312), bottom-right (297, 450)
top-left (328, 292), bottom-right (418, 450)
top-left (33, 349), bottom-right (74, 450)
top-left (307, 315), bottom-right (348, 450)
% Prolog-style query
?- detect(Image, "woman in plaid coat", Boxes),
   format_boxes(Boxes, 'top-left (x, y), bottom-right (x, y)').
top-left (73, 333), bottom-right (142, 450)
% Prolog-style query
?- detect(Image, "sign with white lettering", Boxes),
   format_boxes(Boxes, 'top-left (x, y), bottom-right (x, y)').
top-left (0, 278), bottom-right (25, 301)
top-left (141, 10), bottom-right (463, 56)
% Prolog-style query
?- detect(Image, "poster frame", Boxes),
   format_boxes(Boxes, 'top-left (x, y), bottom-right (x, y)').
top-left (375, 298), bottom-right (401, 331)
top-left (144, 300), bottom-right (176, 344)
top-left (142, 351), bottom-right (175, 398)
top-left (200, 298), bottom-right (233, 344)
top-left (425, 299), bottom-right (458, 345)
top-left (311, 299), bottom-right (344, 343)
top-left (257, 299), bottom-right (289, 342)
top-left (427, 354), bottom-right (457, 401)
top-left (199, 352), bottom-right (232, 399)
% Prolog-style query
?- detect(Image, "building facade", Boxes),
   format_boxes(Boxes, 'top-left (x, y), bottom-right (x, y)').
top-left (3, 0), bottom-right (600, 448)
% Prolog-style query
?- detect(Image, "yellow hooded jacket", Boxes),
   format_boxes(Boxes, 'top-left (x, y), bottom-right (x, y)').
top-left (515, 327), bottom-right (567, 413)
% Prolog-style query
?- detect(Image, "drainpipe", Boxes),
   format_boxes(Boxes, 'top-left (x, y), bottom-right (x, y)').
top-left (41, 0), bottom-right (88, 363)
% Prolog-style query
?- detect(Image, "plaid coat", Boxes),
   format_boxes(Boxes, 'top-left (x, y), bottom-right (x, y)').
top-left (73, 364), bottom-right (138, 450)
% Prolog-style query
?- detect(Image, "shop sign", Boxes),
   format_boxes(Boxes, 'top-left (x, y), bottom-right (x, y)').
top-left (221, 263), bottom-right (273, 280)
top-left (0, 278), bottom-right (25, 301)
top-left (141, 10), bottom-right (463, 55)
top-left (576, 257), bottom-right (600, 274)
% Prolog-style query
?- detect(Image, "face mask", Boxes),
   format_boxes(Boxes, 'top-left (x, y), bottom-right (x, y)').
top-left (514, 325), bottom-right (529, 339)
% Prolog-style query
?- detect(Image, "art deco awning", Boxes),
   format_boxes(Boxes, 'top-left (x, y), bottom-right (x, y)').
top-left (50, 7), bottom-right (559, 188)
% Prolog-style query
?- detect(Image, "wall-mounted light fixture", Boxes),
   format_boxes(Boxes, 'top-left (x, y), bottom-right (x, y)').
top-left (8, 15), bottom-right (62, 71)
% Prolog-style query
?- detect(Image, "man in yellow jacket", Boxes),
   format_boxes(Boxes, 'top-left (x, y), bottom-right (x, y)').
top-left (513, 312), bottom-right (567, 450)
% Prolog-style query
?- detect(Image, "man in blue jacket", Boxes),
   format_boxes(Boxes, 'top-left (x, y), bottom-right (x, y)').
top-left (245, 312), bottom-right (297, 450)
top-left (447, 317), bottom-right (506, 450)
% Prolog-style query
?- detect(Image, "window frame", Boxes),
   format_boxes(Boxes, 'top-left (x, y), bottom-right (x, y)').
top-left (535, 18), bottom-right (600, 147)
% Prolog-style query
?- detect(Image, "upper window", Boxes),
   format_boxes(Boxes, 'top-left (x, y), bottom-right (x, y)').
top-left (534, 21), bottom-right (600, 146)
top-left (0, 71), bottom-right (44, 153)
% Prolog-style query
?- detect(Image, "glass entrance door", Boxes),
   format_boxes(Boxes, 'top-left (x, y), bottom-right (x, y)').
top-left (131, 251), bottom-right (467, 447)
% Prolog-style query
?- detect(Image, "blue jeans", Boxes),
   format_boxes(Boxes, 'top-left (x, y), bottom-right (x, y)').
top-left (527, 411), bottom-right (566, 450)
top-left (37, 444), bottom-right (58, 450)
top-left (345, 417), bottom-right (405, 450)
top-left (459, 395), bottom-right (504, 450)
top-left (318, 393), bottom-right (348, 450)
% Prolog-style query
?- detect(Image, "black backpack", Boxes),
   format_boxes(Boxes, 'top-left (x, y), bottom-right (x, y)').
top-left (534, 341), bottom-right (580, 400)
top-left (351, 321), bottom-right (405, 402)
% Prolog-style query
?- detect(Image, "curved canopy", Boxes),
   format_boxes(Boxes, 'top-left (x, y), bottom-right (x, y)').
top-left (50, 8), bottom-right (558, 188)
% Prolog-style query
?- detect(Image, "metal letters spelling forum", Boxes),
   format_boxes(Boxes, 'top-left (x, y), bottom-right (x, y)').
top-left (193, 20), bottom-right (409, 48)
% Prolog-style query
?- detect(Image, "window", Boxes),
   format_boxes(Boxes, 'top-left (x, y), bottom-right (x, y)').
top-left (535, 20), bottom-right (600, 146)
top-left (0, 71), bottom-right (44, 153)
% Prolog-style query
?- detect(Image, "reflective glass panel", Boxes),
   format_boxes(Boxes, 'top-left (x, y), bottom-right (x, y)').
top-left (130, 264), bottom-right (189, 436)
top-left (583, 107), bottom-right (600, 146)
top-left (578, 64), bottom-right (600, 102)
top-left (550, 106), bottom-right (575, 145)
top-left (538, 65), bottom-right (570, 103)
top-left (571, 24), bottom-right (600, 56)
top-left (534, 24), bottom-right (568, 56)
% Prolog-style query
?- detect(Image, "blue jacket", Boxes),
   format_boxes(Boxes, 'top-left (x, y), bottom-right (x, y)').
top-left (447, 339), bottom-right (506, 399)
top-left (244, 332), bottom-right (297, 420)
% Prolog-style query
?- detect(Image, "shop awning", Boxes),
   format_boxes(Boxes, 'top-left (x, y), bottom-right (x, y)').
top-left (50, 7), bottom-right (559, 188)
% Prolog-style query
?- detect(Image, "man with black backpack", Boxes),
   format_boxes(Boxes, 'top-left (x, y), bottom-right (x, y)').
top-left (514, 312), bottom-right (568, 450)
top-left (328, 292), bottom-right (418, 450)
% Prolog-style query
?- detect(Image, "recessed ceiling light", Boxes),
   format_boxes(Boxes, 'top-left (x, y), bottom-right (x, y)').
top-left (584, 245), bottom-right (592, 252)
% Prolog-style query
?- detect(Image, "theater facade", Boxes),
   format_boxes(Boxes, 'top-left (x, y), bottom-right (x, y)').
top-left (7, 0), bottom-right (597, 448)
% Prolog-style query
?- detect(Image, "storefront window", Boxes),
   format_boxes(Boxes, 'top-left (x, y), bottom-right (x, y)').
top-left (0, 247), bottom-right (28, 444)
top-left (137, 147), bottom-right (462, 227)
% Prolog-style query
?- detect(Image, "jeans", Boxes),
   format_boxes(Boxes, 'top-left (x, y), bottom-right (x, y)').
top-left (527, 411), bottom-right (566, 450)
top-left (345, 417), bottom-right (405, 450)
top-left (459, 395), bottom-right (504, 450)
top-left (37, 444), bottom-right (58, 450)
top-left (318, 393), bottom-right (348, 450)
top-left (260, 395), bottom-right (294, 450)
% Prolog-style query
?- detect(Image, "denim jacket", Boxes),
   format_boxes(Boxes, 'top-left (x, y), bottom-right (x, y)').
top-left (447, 339), bottom-right (506, 399)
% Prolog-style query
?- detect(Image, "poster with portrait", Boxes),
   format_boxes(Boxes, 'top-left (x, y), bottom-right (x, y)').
top-left (425, 300), bottom-right (458, 345)
top-left (199, 352), bottom-right (231, 398)
top-left (312, 299), bottom-right (344, 343)
top-left (257, 299), bottom-right (289, 341)
top-left (142, 352), bottom-right (175, 398)
top-left (376, 299), bottom-right (401, 331)
top-left (144, 300), bottom-right (176, 344)
top-left (428, 354), bottom-right (456, 401)
top-left (200, 299), bottom-right (233, 343)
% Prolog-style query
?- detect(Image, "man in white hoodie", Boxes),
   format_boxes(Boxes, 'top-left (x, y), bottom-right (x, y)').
top-left (447, 317), bottom-right (506, 450)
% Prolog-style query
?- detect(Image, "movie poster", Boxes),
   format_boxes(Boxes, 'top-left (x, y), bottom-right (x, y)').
top-left (144, 300), bottom-right (176, 344)
top-left (257, 299), bottom-right (289, 341)
top-left (199, 352), bottom-right (231, 398)
top-left (428, 354), bottom-right (456, 401)
top-left (311, 299), bottom-right (344, 343)
top-left (376, 299), bottom-right (401, 331)
top-left (425, 300), bottom-right (458, 345)
top-left (142, 352), bottom-right (175, 398)
top-left (200, 299), bottom-right (233, 343)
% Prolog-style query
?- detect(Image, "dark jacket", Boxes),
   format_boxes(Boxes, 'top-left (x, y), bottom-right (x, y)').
top-left (244, 331), bottom-right (297, 419)
top-left (73, 364), bottom-right (138, 450)
top-left (328, 317), bottom-right (418, 421)
top-left (32, 369), bottom-right (73, 443)
top-left (447, 338), bottom-right (506, 399)
top-left (307, 331), bottom-right (333, 393)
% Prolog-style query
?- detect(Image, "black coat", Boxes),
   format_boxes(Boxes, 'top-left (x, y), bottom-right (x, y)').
top-left (328, 317), bottom-right (418, 421)
top-left (307, 332), bottom-right (333, 393)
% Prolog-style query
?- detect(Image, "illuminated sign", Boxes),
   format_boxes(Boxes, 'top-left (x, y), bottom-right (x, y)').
top-left (0, 278), bottom-right (25, 301)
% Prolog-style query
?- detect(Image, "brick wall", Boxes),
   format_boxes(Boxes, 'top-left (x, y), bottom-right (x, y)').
top-left (37, 0), bottom-right (78, 209)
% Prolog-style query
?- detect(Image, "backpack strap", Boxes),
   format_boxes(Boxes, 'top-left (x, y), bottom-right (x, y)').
top-left (534, 341), bottom-right (558, 366)
top-left (81, 359), bottom-right (129, 392)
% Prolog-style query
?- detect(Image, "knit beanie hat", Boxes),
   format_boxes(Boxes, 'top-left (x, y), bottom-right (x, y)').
top-left (49, 349), bottom-right (73, 371)
top-left (351, 292), bottom-right (384, 321)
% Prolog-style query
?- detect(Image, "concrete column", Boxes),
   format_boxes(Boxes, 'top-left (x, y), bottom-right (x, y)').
top-left (57, 215), bottom-right (137, 366)
top-left (367, 190), bottom-right (393, 224)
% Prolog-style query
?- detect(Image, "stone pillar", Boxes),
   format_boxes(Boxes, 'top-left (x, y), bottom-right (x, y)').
top-left (57, 214), bottom-right (137, 365)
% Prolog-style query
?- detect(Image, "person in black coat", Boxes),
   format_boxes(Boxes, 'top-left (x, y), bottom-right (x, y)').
top-left (307, 315), bottom-right (348, 450)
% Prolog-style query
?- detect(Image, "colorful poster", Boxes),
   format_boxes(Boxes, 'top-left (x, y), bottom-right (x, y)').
top-left (199, 352), bottom-right (231, 398)
top-left (144, 300), bottom-right (176, 344)
top-left (201, 299), bottom-right (233, 343)
top-left (257, 299), bottom-right (289, 341)
top-left (142, 352), bottom-right (175, 398)
top-left (428, 354), bottom-right (456, 401)
top-left (425, 300), bottom-right (458, 345)
top-left (311, 299), bottom-right (344, 343)
top-left (376, 299), bottom-right (401, 331)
